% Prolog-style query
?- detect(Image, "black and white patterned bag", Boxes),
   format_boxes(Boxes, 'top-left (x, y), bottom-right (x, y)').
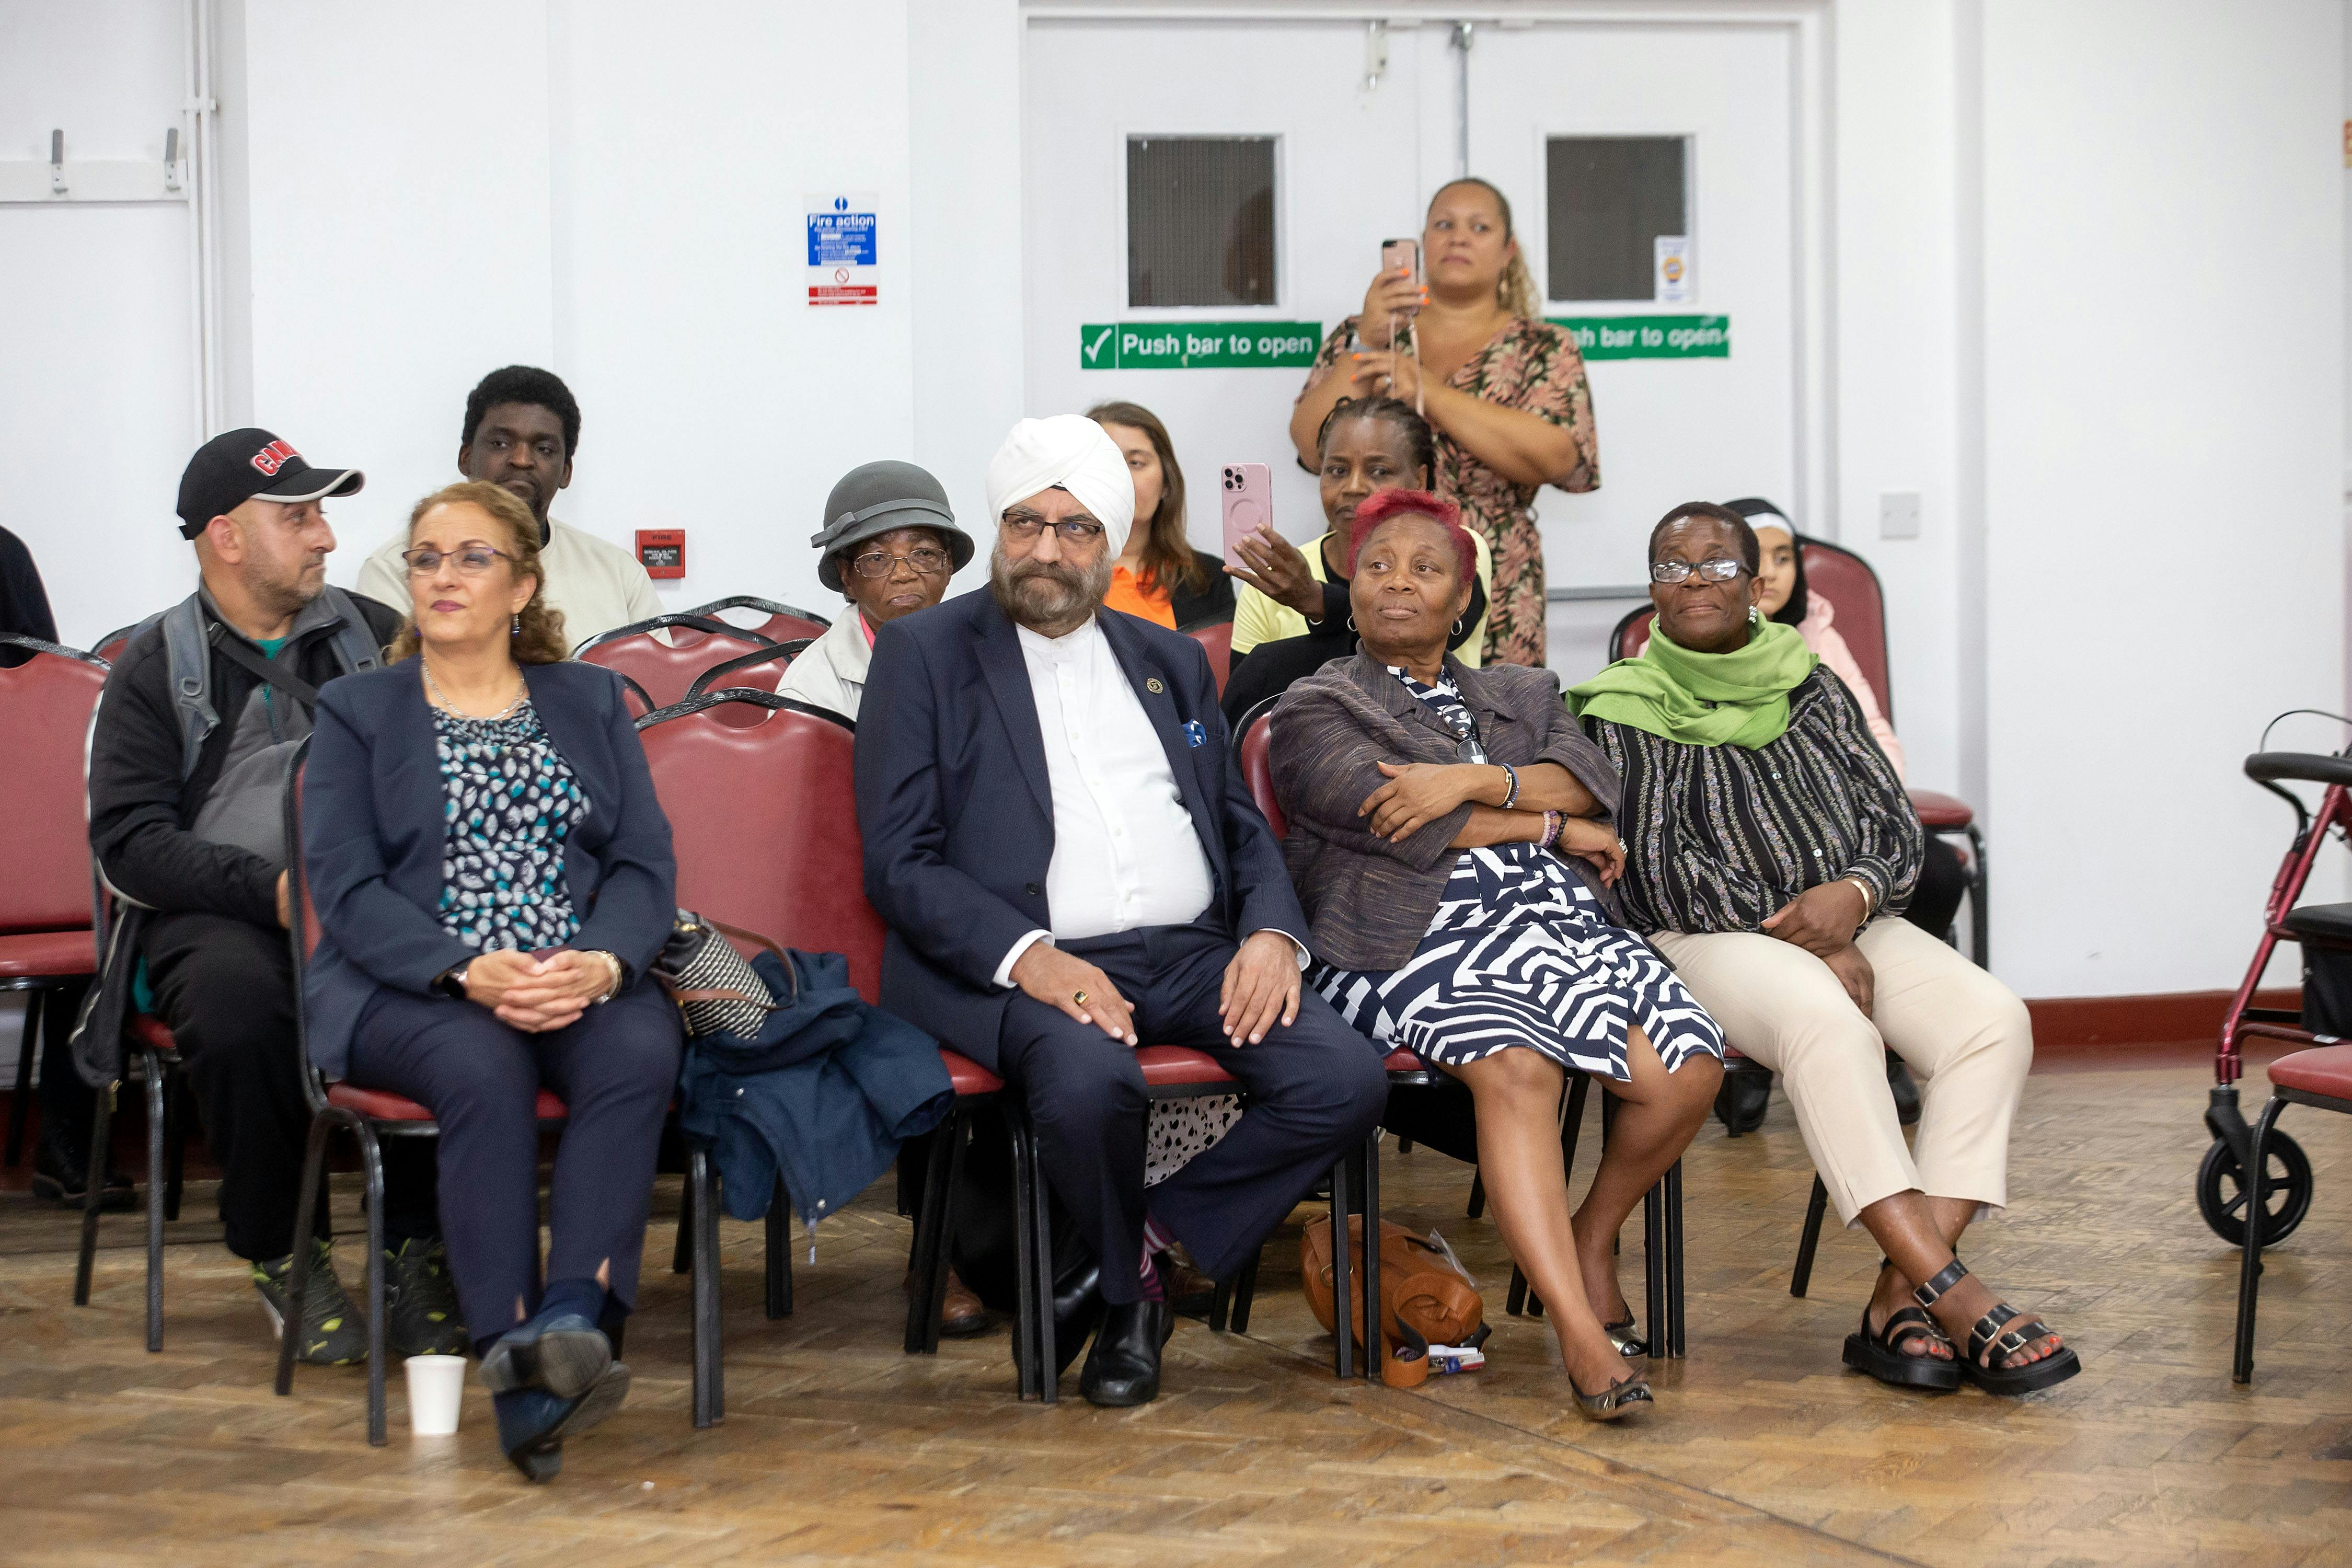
top-left (652, 909), bottom-right (799, 1040)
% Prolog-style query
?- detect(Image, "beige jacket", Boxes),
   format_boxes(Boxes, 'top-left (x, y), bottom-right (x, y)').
top-left (775, 607), bottom-right (869, 721)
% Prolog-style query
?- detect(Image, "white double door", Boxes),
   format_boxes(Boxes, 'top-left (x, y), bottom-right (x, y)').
top-left (1024, 13), bottom-right (1811, 663)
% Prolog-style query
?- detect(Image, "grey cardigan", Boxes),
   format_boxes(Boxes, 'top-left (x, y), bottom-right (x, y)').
top-left (1271, 653), bottom-right (1624, 972)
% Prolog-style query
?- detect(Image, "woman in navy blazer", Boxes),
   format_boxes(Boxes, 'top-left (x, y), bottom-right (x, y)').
top-left (304, 482), bottom-right (678, 1482)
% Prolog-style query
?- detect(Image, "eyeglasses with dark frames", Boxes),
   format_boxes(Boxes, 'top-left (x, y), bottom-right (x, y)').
top-left (1001, 513), bottom-right (1106, 546)
top-left (850, 546), bottom-right (953, 579)
top-left (1649, 556), bottom-right (1746, 586)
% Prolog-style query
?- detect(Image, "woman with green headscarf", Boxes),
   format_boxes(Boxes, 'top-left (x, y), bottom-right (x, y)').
top-left (1571, 502), bottom-right (2079, 1400)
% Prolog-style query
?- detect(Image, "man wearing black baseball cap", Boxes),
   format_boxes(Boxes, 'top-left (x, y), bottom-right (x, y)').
top-left (74, 428), bottom-right (457, 1367)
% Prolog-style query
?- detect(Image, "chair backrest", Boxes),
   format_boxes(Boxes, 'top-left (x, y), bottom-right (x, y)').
top-left (577, 614), bottom-right (779, 711)
top-left (286, 749), bottom-right (321, 965)
top-left (638, 693), bottom-right (885, 1002)
top-left (1189, 619), bottom-right (1233, 696)
top-left (0, 641), bottom-right (109, 932)
top-left (1797, 538), bottom-right (1892, 722)
top-left (682, 596), bottom-right (833, 645)
top-left (683, 638), bottom-right (811, 701)
top-left (94, 625), bottom-right (140, 664)
top-left (1603, 539), bottom-right (1893, 718)
top-left (1239, 712), bottom-right (1286, 839)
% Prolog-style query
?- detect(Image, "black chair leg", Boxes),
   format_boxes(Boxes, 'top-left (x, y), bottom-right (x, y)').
top-left (73, 1081), bottom-right (113, 1306)
top-left (765, 1175), bottom-right (793, 1320)
top-left (1025, 1111), bottom-right (1057, 1405)
top-left (6, 990), bottom-right (39, 1168)
top-left (1966, 825), bottom-right (1990, 971)
top-left (1008, 1108), bottom-right (1040, 1399)
top-left (144, 1059), bottom-right (166, 1352)
top-left (2233, 1096), bottom-right (2286, 1383)
top-left (672, 1168), bottom-right (694, 1275)
top-left (689, 1142), bottom-right (723, 1427)
top-left (1666, 1159), bottom-right (1686, 1357)
top-left (1506, 1267), bottom-right (1530, 1317)
top-left (1465, 1168), bottom-right (1485, 1220)
top-left (1329, 1153), bottom-right (1354, 1380)
top-left (162, 1071), bottom-right (188, 1224)
top-left (360, 1125), bottom-right (388, 1445)
top-left (276, 1110), bottom-right (337, 1397)
top-left (1791, 1174), bottom-right (1830, 1298)
top-left (906, 1109), bottom-right (959, 1354)
top-left (1360, 1136), bottom-right (1382, 1381)
top-left (1642, 1176), bottom-right (1665, 1363)
top-left (1230, 1250), bottom-right (1261, 1334)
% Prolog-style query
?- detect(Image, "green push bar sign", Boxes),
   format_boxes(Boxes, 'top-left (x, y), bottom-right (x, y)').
top-left (1549, 315), bottom-right (1731, 360)
top-left (1080, 321), bottom-right (1323, 370)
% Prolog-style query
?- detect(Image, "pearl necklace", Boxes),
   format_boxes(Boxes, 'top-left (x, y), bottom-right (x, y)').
top-left (422, 659), bottom-right (528, 722)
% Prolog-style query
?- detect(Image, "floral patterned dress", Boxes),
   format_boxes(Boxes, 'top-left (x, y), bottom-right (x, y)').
top-left (432, 700), bottom-right (591, 952)
top-left (1298, 315), bottom-right (1599, 667)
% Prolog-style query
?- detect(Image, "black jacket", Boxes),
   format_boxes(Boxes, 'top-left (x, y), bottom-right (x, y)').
top-left (88, 592), bottom-right (402, 929)
top-left (0, 525), bottom-right (57, 668)
top-left (1169, 549), bottom-right (1237, 633)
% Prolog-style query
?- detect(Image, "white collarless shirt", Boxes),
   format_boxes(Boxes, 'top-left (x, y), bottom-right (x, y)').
top-left (992, 616), bottom-right (1217, 984)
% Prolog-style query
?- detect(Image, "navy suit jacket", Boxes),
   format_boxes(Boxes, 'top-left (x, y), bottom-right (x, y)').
top-left (854, 587), bottom-right (1307, 1066)
top-left (301, 658), bottom-right (677, 1080)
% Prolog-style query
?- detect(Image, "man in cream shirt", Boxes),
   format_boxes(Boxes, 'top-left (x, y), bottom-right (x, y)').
top-left (354, 366), bottom-right (662, 645)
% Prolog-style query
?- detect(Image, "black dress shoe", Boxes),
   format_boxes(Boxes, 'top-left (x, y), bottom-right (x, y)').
top-left (1713, 1060), bottom-right (1772, 1137)
top-left (1079, 1299), bottom-right (1173, 1408)
top-left (30, 1124), bottom-right (134, 1212)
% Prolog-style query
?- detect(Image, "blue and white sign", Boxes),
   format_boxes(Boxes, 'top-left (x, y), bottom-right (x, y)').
top-left (805, 191), bottom-right (878, 307)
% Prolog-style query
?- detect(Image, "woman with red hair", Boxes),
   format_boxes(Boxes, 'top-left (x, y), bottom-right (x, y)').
top-left (1269, 491), bottom-right (1722, 1422)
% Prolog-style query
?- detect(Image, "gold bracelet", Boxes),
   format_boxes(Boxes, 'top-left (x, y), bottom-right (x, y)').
top-left (592, 950), bottom-right (624, 1004)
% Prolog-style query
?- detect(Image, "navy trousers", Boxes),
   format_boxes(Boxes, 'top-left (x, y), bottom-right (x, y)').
top-left (995, 920), bottom-right (1388, 1305)
top-left (347, 979), bottom-right (681, 1339)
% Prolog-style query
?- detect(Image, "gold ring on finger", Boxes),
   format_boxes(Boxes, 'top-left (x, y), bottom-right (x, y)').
top-left (1073, 989), bottom-right (1089, 1006)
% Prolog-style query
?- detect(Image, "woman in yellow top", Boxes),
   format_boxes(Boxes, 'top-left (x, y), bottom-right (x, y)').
top-left (1086, 401), bottom-right (1235, 631)
top-left (1290, 178), bottom-right (1599, 667)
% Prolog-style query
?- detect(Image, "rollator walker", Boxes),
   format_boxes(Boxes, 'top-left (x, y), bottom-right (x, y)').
top-left (2198, 746), bottom-right (2352, 1247)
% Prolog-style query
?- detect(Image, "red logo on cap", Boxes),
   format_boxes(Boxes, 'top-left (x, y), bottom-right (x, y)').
top-left (250, 440), bottom-right (299, 477)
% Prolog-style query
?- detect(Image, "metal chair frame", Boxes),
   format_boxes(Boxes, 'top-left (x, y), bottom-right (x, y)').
top-left (2233, 1072), bottom-right (2350, 1382)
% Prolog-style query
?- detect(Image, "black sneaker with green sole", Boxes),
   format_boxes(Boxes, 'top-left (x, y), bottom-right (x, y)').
top-left (252, 1240), bottom-right (369, 1366)
top-left (384, 1238), bottom-right (470, 1358)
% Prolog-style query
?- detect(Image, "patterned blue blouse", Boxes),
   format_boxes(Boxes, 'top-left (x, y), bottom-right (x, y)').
top-left (433, 699), bottom-right (591, 952)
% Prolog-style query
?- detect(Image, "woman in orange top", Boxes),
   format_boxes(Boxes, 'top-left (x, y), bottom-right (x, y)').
top-left (1087, 401), bottom-right (1235, 632)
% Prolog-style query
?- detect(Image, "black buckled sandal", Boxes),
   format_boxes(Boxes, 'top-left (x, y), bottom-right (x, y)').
top-left (1911, 1259), bottom-right (2081, 1396)
top-left (1842, 1301), bottom-right (1961, 1391)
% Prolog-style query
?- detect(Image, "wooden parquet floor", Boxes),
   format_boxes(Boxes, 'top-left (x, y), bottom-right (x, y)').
top-left (3, 1052), bottom-right (2348, 1566)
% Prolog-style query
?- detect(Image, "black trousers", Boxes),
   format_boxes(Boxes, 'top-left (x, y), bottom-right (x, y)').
top-left (347, 980), bottom-right (681, 1340)
top-left (1904, 835), bottom-right (1970, 943)
top-left (35, 976), bottom-right (94, 1146)
top-left (996, 920), bottom-right (1389, 1305)
top-left (144, 911), bottom-right (439, 1261)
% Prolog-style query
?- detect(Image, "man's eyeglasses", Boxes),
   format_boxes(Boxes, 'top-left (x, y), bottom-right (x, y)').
top-left (1649, 556), bottom-right (1745, 585)
top-left (1001, 514), bottom-right (1106, 546)
top-left (402, 545), bottom-right (512, 577)
top-left (851, 546), bottom-right (953, 579)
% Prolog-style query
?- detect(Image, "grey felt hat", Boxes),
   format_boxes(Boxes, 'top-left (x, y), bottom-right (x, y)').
top-left (810, 460), bottom-right (972, 592)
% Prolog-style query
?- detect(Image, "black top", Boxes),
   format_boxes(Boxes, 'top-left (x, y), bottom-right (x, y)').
top-left (1168, 549), bottom-right (1238, 633)
top-left (0, 526), bottom-right (57, 668)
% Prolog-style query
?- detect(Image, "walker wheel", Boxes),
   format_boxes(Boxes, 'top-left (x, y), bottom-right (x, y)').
top-left (2197, 1133), bottom-right (2312, 1247)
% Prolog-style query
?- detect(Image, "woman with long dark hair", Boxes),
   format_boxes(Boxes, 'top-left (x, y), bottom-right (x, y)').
top-left (1086, 401), bottom-right (1234, 631)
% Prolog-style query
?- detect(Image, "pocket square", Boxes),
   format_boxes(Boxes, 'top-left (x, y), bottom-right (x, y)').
top-left (1182, 720), bottom-right (1208, 748)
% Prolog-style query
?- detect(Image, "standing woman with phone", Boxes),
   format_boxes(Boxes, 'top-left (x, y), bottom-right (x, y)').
top-left (1289, 178), bottom-right (1599, 667)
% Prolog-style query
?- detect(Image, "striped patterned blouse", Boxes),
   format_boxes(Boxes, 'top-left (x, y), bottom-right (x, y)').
top-left (1585, 666), bottom-right (1922, 935)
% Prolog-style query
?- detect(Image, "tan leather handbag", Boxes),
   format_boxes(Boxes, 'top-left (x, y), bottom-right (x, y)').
top-left (1301, 1214), bottom-right (1486, 1388)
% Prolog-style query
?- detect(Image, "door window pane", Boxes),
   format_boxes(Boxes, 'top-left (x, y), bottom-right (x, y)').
top-left (1544, 136), bottom-right (1688, 302)
top-left (1127, 136), bottom-right (1276, 308)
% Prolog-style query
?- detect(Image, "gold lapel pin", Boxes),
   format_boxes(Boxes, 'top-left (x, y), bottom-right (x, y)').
top-left (1146, 677), bottom-right (1164, 694)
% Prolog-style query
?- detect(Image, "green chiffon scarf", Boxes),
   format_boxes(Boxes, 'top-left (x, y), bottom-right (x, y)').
top-left (1566, 618), bottom-right (1818, 749)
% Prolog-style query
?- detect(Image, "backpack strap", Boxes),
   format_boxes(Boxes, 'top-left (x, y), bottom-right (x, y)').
top-left (317, 586), bottom-right (384, 676)
top-left (156, 596), bottom-right (216, 784)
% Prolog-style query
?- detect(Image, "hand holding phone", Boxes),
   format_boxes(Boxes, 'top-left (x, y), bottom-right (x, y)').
top-left (1361, 239), bottom-right (1424, 349)
top-left (1220, 463), bottom-right (1273, 559)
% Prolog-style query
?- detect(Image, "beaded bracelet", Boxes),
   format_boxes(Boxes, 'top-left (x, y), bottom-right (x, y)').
top-left (1498, 763), bottom-right (1520, 811)
top-left (1539, 809), bottom-right (1561, 851)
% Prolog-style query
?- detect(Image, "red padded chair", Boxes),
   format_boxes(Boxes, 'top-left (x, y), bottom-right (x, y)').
top-left (577, 614), bottom-right (781, 711)
top-left (681, 595), bottom-right (832, 646)
top-left (1237, 711), bottom-right (1687, 1358)
top-left (2234, 1043), bottom-right (2352, 1382)
top-left (1187, 620), bottom-right (1234, 696)
top-left (0, 638), bottom-right (107, 1167)
top-left (1606, 535), bottom-right (1988, 964)
top-left (272, 748), bottom-right (722, 1440)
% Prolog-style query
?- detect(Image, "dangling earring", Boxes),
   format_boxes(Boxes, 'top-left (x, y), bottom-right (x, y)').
top-left (511, 613), bottom-right (521, 637)
top-left (1748, 606), bottom-right (1763, 628)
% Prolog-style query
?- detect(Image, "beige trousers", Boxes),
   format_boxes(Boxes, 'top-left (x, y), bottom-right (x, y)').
top-left (1650, 919), bottom-right (2033, 1225)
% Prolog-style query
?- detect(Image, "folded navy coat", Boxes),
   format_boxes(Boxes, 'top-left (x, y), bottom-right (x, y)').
top-left (677, 949), bottom-right (953, 1227)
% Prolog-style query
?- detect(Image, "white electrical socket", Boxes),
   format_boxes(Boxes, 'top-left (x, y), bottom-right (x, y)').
top-left (1878, 491), bottom-right (1921, 540)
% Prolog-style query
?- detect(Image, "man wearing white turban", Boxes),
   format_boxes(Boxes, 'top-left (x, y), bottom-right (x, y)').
top-left (856, 416), bottom-right (1389, 1408)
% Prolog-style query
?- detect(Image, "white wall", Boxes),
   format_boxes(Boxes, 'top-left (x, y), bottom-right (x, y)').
top-left (1, 0), bottom-right (2342, 1005)
top-left (1971, 0), bottom-right (2343, 996)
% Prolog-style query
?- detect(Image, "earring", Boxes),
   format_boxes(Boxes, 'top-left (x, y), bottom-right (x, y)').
top-left (1345, 615), bottom-right (1358, 634)
top-left (1748, 606), bottom-right (1763, 627)
top-left (511, 613), bottom-right (521, 637)
top-left (1452, 618), bottom-right (1466, 638)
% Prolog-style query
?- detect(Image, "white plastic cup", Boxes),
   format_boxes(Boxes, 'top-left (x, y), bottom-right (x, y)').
top-left (403, 1354), bottom-right (467, 1436)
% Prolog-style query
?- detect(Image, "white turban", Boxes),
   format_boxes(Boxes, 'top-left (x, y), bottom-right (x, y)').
top-left (984, 415), bottom-right (1138, 558)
